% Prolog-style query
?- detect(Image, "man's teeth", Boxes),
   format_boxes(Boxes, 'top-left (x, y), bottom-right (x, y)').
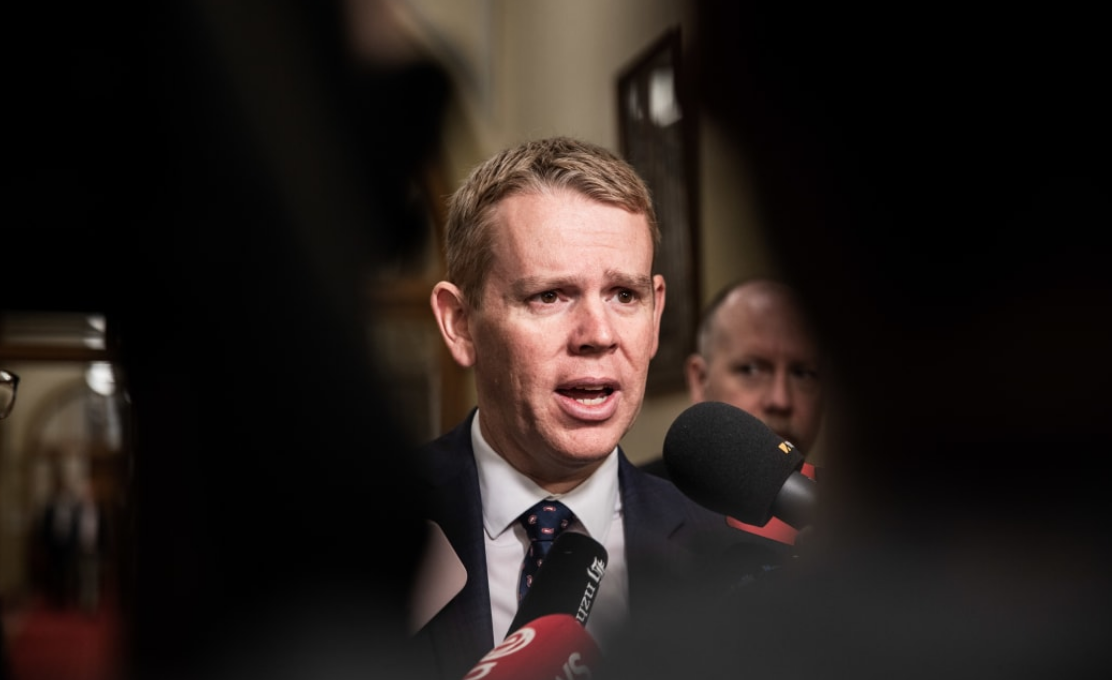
top-left (575, 386), bottom-right (607, 406)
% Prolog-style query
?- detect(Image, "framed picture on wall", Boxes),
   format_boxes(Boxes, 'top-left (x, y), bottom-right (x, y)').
top-left (617, 27), bottom-right (700, 394)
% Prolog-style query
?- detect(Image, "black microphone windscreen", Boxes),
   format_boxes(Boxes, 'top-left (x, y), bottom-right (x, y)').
top-left (663, 401), bottom-right (804, 525)
top-left (507, 531), bottom-right (608, 636)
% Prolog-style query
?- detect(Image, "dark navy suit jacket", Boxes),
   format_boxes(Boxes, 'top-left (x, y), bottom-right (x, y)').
top-left (410, 409), bottom-right (786, 680)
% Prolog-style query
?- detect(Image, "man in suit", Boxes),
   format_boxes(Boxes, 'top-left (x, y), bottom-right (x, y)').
top-left (412, 136), bottom-right (783, 679)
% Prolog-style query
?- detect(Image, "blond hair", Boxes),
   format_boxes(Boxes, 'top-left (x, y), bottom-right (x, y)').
top-left (443, 136), bottom-right (659, 308)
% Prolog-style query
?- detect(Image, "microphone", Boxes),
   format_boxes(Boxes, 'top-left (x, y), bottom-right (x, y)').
top-left (462, 613), bottom-right (601, 680)
top-left (663, 401), bottom-right (818, 529)
top-left (507, 531), bottom-right (608, 636)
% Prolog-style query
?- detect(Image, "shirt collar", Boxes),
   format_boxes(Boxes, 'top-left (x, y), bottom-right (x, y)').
top-left (472, 410), bottom-right (620, 544)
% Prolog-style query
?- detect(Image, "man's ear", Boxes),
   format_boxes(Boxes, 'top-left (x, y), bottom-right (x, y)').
top-left (430, 282), bottom-right (476, 367)
top-left (685, 353), bottom-right (708, 402)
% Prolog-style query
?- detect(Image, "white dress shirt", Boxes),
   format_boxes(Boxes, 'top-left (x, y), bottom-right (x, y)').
top-left (471, 411), bottom-right (629, 651)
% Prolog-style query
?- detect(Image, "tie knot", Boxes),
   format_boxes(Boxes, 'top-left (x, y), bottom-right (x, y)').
top-left (519, 500), bottom-right (574, 543)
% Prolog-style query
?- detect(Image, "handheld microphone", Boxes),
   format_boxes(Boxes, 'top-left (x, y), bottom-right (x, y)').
top-left (507, 531), bottom-right (608, 636)
top-left (462, 613), bottom-right (601, 680)
top-left (663, 401), bottom-right (818, 529)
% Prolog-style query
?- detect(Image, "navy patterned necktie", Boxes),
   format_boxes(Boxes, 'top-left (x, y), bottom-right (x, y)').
top-left (518, 500), bottom-right (575, 602)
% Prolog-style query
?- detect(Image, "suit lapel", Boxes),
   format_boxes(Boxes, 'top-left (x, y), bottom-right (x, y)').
top-left (617, 450), bottom-right (692, 613)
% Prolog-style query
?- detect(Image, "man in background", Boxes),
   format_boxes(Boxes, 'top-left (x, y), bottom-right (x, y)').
top-left (643, 277), bottom-right (823, 544)
top-left (645, 278), bottom-right (823, 454)
top-left (683, 278), bottom-right (824, 457)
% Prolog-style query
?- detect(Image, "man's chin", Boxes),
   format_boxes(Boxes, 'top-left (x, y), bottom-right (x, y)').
top-left (560, 443), bottom-right (618, 462)
top-left (556, 433), bottom-right (621, 463)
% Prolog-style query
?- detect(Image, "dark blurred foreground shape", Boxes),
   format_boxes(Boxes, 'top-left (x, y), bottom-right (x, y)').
top-left (605, 3), bottom-right (1112, 679)
top-left (6, 1), bottom-right (451, 679)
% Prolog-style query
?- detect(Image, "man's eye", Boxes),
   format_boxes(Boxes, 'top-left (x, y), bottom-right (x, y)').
top-left (736, 363), bottom-right (761, 377)
top-left (616, 290), bottom-right (636, 303)
top-left (537, 291), bottom-right (559, 304)
top-left (792, 368), bottom-right (820, 381)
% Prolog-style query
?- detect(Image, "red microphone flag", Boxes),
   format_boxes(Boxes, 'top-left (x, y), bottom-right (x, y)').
top-left (461, 613), bottom-right (601, 680)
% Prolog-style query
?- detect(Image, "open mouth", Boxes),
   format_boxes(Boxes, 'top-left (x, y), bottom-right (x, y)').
top-left (557, 385), bottom-right (614, 406)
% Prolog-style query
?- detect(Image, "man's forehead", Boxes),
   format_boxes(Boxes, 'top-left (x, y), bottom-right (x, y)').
top-left (493, 190), bottom-right (651, 231)
top-left (714, 332), bottom-right (821, 362)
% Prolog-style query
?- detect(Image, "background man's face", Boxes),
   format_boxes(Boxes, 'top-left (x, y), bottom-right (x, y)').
top-left (691, 288), bottom-right (823, 453)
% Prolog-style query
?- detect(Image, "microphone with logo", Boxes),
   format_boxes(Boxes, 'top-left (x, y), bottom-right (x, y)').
top-left (462, 532), bottom-right (608, 680)
top-left (663, 401), bottom-right (818, 532)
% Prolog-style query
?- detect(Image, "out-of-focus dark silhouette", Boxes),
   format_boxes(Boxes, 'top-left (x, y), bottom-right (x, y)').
top-left (7, 1), bottom-right (451, 678)
top-left (605, 3), bottom-right (1112, 679)
top-left (36, 475), bottom-right (105, 613)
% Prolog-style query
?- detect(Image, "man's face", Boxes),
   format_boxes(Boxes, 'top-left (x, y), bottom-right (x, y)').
top-left (688, 288), bottom-right (823, 453)
top-left (469, 189), bottom-right (664, 482)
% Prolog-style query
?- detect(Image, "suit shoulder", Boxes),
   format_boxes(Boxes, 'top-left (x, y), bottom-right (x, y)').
top-left (623, 455), bottom-right (790, 555)
top-left (623, 457), bottom-right (717, 520)
top-left (639, 455), bottom-right (671, 481)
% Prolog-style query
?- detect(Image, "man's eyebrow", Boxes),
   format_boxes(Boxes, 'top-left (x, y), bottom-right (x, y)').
top-left (607, 271), bottom-right (654, 293)
top-left (509, 276), bottom-right (574, 298)
top-left (508, 272), bottom-right (653, 299)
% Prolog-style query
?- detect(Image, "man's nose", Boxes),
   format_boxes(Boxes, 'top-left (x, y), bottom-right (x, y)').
top-left (763, 371), bottom-right (793, 411)
top-left (571, 298), bottom-right (617, 353)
